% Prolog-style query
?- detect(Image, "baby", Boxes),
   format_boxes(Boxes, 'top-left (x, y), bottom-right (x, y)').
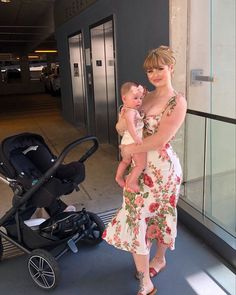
top-left (115, 82), bottom-right (146, 192)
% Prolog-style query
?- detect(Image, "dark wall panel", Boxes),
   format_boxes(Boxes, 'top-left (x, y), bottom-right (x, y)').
top-left (54, 0), bottom-right (169, 130)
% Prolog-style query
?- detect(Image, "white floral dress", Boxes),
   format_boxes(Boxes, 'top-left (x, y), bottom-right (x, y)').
top-left (103, 97), bottom-right (182, 255)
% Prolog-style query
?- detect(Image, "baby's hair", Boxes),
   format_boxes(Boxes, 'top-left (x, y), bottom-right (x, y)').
top-left (143, 45), bottom-right (176, 71)
top-left (121, 81), bottom-right (138, 96)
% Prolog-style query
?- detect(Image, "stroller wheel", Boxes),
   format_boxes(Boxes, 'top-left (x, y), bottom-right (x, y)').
top-left (82, 212), bottom-right (105, 245)
top-left (27, 249), bottom-right (60, 290)
top-left (0, 236), bottom-right (3, 261)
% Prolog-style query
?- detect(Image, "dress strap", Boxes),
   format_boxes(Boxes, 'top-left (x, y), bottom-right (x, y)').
top-left (160, 92), bottom-right (178, 116)
top-left (122, 106), bottom-right (137, 111)
top-left (118, 105), bottom-right (139, 120)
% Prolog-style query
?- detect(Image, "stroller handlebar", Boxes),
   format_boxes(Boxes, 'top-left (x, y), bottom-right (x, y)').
top-left (38, 135), bottom-right (99, 181)
top-left (42, 136), bottom-right (98, 178)
top-left (57, 135), bottom-right (99, 165)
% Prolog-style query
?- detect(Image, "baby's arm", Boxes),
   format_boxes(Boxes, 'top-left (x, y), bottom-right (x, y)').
top-left (125, 110), bottom-right (142, 144)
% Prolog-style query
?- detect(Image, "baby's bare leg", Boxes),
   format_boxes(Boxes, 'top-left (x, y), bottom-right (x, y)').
top-left (115, 156), bottom-right (131, 188)
top-left (126, 152), bottom-right (146, 192)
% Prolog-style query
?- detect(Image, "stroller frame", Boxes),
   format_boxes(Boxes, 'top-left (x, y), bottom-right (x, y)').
top-left (0, 133), bottom-right (105, 290)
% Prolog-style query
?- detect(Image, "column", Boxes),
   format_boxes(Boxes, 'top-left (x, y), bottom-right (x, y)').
top-left (19, 56), bottom-right (30, 83)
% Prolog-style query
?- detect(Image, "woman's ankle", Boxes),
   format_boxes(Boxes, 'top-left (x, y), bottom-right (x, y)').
top-left (154, 256), bottom-right (166, 263)
top-left (137, 271), bottom-right (153, 290)
top-left (151, 255), bottom-right (166, 266)
top-left (138, 281), bottom-right (154, 295)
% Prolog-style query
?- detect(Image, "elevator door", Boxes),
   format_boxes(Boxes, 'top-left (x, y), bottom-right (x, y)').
top-left (90, 20), bottom-right (117, 144)
top-left (68, 33), bottom-right (87, 127)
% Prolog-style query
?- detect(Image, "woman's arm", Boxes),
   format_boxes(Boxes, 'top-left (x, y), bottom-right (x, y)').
top-left (122, 95), bottom-right (187, 155)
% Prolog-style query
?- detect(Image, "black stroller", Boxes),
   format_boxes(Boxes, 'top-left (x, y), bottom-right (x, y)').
top-left (0, 132), bottom-right (105, 290)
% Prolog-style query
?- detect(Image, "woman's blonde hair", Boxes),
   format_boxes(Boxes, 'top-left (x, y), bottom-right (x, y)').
top-left (143, 45), bottom-right (176, 71)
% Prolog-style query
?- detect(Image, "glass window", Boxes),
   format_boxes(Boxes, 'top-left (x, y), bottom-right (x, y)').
top-left (182, 0), bottom-right (236, 243)
top-left (187, 0), bottom-right (235, 119)
top-left (205, 120), bottom-right (236, 236)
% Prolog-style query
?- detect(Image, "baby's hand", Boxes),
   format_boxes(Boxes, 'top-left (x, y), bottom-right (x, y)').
top-left (134, 137), bottom-right (142, 145)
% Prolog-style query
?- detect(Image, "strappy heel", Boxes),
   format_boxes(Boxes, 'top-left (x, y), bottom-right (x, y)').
top-left (137, 287), bottom-right (157, 295)
top-left (149, 258), bottom-right (166, 278)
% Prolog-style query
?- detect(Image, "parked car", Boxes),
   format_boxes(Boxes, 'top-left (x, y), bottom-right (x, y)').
top-left (40, 66), bottom-right (60, 96)
top-left (49, 66), bottom-right (61, 96)
top-left (4, 68), bottom-right (21, 83)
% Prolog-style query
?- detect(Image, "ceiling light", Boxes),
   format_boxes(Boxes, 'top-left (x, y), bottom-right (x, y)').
top-left (34, 50), bottom-right (58, 53)
top-left (28, 55), bottom-right (40, 59)
top-left (1, 0), bottom-right (11, 3)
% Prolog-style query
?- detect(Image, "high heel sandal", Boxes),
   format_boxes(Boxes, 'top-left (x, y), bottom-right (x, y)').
top-left (137, 287), bottom-right (157, 295)
top-left (135, 259), bottom-right (166, 279)
top-left (149, 258), bottom-right (166, 278)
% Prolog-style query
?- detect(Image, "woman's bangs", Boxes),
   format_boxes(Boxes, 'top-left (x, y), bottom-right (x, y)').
top-left (144, 54), bottom-right (161, 71)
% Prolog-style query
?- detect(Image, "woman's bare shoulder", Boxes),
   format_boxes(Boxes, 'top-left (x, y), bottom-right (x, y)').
top-left (175, 91), bottom-right (186, 101)
top-left (174, 92), bottom-right (187, 109)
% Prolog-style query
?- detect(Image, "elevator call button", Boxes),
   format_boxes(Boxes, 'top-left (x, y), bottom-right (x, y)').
top-left (96, 60), bottom-right (102, 66)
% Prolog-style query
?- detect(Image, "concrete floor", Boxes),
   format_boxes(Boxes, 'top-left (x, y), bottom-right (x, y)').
top-left (0, 222), bottom-right (235, 295)
top-left (0, 93), bottom-right (122, 219)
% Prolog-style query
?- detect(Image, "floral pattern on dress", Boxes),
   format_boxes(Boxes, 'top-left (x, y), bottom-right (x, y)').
top-left (103, 97), bottom-right (182, 255)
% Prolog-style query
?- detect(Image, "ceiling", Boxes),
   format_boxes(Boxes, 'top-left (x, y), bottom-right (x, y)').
top-left (0, 0), bottom-right (57, 58)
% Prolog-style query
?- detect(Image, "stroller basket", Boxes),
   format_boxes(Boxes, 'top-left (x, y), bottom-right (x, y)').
top-left (39, 211), bottom-right (87, 239)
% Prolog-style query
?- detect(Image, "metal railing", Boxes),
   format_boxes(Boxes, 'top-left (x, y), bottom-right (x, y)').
top-left (181, 109), bottom-right (236, 238)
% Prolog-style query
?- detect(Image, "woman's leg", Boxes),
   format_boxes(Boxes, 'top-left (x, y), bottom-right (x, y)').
top-left (149, 241), bottom-right (167, 277)
top-left (132, 253), bottom-right (155, 295)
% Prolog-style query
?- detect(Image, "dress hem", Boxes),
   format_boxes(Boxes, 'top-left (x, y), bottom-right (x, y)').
top-left (103, 238), bottom-right (150, 255)
top-left (103, 238), bottom-right (175, 255)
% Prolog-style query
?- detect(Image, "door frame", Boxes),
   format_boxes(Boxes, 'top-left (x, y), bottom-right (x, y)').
top-left (89, 15), bottom-right (118, 145)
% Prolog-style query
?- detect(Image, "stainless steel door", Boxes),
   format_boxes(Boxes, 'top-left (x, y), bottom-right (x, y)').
top-left (68, 33), bottom-right (87, 127)
top-left (90, 19), bottom-right (117, 144)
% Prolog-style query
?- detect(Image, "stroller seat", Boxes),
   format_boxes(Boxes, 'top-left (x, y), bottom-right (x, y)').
top-left (0, 133), bottom-right (85, 214)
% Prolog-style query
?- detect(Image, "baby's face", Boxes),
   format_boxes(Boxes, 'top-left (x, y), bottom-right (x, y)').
top-left (123, 87), bottom-right (143, 109)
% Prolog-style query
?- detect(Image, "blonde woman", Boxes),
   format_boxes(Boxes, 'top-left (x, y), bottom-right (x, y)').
top-left (103, 46), bottom-right (187, 295)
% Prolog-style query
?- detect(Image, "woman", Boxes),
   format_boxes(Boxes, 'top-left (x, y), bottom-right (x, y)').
top-left (103, 46), bottom-right (187, 295)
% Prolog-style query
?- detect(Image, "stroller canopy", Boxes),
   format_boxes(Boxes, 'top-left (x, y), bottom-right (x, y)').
top-left (0, 133), bottom-right (55, 179)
